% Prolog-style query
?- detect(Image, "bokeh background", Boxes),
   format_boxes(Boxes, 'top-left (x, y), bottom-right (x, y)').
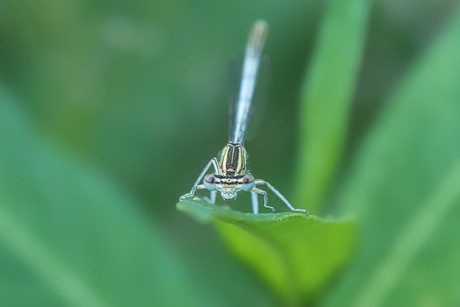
top-left (1, 0), bottom-right (460, 306)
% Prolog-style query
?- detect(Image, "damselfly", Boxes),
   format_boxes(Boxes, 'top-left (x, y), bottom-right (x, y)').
top-left (179, 20), bottom-right (307, 214)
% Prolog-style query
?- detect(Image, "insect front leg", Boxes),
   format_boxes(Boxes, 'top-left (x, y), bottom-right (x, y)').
top-left (251, 187), bottom-right (275, 212)
top-left (179, 158), bottom-right (219, 201)
top-left (254, 179), bottom-right (308, 213)
top-left (202, 190), bottom-right (217, 204)
top-left (250, 191), bottom-right (259, 214)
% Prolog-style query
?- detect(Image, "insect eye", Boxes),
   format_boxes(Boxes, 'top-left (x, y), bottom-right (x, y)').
top-left (242, 174), bottom-right (255, 191)
top-left (243, 174), bottom-right (253, 184)
top-left (203, 174), bottom-right (217, 191)
top-left (204, 174), bottom-right (216, 184)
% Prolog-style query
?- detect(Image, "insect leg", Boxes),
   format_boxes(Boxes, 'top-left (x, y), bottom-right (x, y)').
top-left (179, 158), bottom-right (219, 201)
top-left (210, 190), bottom-right (217, 204)
top-left (255, 179), bottom-right (308, 213)
top-left (250, 191), bottom-right (259, 214)
top-left (202, 190), bottom-right (217, 204)
top-left (252, 187), bottom-right (275, 212)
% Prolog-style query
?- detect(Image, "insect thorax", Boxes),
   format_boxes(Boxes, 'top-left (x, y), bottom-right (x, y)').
top-left (218, 143), bottom-right (247, 177)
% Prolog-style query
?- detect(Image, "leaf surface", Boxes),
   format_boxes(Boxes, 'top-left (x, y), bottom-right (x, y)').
top-left (178, 199), bottom-right (356, 306)
top-left (294, 0), bottom-right (372, 213)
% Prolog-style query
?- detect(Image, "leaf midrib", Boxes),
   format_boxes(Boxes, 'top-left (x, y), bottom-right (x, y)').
top-left (219, 217), bottom-right (302, 301)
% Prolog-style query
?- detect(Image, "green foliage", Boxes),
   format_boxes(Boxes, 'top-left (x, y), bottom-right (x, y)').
top-left (178, 0), bottom-right (370, 305)
top-left (0, 86), bottom-right (210, 307)
top-left (2, 0), bottom-right (460, 306)
top-left (321, 6), bottom-right (460, 307)
top-left (294, 0), bottom-right (372, 213)
top-left (177, 200), bottom-right (356, 306)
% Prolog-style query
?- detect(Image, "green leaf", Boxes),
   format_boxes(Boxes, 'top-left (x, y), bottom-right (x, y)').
top-left (0, 85), bottom-right (211, 307)
top-left (177, 199), bottom-right (356, 306)
top-left (321, 6), bottom-right (460, 307)
top-left (294, 0), bottom-right (372, 213)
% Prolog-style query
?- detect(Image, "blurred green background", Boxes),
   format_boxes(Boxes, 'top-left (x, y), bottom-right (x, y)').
top-left (1, 0), bottom-right (460, 306)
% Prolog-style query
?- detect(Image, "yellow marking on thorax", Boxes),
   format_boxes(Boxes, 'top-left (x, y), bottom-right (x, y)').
top-left (219, 143), bottom-right (246, 176)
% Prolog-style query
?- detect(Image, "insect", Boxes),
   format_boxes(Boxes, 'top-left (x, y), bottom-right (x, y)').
top-left (179, 20), bottom-right (307, 214)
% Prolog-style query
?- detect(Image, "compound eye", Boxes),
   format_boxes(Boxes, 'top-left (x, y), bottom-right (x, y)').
top-left (242, 174), bottom-right (254, 184)
top-left (203, 174), bottom-right (217, 191)
top-left (204, 174), bottom-right (216, 183)
top-left (242, 174), bottom-right (255, 191)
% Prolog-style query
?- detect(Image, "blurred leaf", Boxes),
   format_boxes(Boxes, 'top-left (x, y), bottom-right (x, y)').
top-left (0, 85), bottom-right (211, 307)
top-left (177, 199), bottom-right (356, 306)
top-left (294, 0), bottom-right (372, 213)
top-left (321, 6), bottom-right (460, 307)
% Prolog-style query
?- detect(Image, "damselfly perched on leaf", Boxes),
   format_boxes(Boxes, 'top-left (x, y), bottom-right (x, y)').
top-left (179, 20), bottom-right (307, 214)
